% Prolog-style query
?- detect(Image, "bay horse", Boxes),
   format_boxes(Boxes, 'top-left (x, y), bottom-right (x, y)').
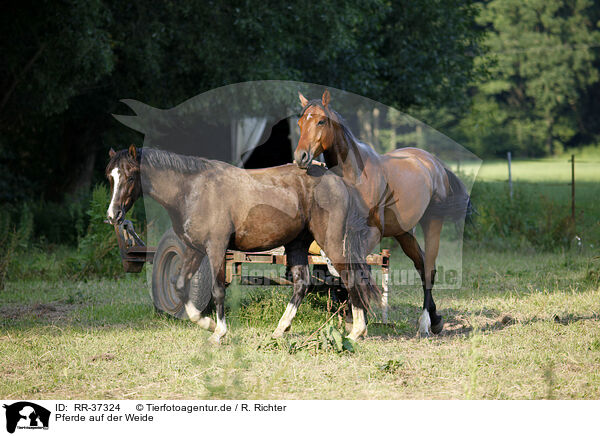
top-left (106, 145), bottom-right (379, 344)
top-left (295, 91), bottom-right (471, 336)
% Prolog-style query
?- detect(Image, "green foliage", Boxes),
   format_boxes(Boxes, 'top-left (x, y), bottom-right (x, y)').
top-left (448, 0), bottom-right (600, 157)
top-left (27, 195), bottom-right (88, 246)
top-left (467, 181), bottom-right (576, 250)
top-left (0, 206), bottom-right (35, 289)
top-left (64, 184), bottom-right (123, 279)
top-left (287, 321), bottom-right (355, 354)
top-left (375, 358), bottom-right (404, 374)
top-left (0, 0), bottom-right (485, 204)
top-left (0, 212), bottom-right (18, 290)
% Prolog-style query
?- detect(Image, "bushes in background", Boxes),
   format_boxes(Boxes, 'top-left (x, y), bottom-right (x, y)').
top-left (466, 182), bottom-right (578, 251)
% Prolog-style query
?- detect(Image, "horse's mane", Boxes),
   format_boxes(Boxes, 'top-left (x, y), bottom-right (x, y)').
top-left (141, 148), bottom-right (213, 174)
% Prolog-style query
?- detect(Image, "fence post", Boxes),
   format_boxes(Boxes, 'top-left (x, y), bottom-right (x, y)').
top-left (571, 154), bottom-right (575, 229)
top-left (507, 151), bottom-right (513, 199)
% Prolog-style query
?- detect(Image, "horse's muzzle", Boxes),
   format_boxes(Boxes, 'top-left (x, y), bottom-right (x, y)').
top-left (294, 150), bottom-right (312, 169)
top-left (107, 209), bottom-right (124, 225)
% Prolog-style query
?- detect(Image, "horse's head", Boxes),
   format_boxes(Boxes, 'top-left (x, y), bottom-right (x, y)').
top-left (295, 90), bottom-right (338, 169)
top-left (105, 145), bottom-right (142, 224)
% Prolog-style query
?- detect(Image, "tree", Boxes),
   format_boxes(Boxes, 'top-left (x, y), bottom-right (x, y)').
top-left (0, 0), bottom-right (485, 202)
top-left (471, 0), bottom-right (600, 156)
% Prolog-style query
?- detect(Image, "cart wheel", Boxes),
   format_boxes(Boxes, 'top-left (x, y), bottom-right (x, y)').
top-left (151, 228), bottom-right (212, 319)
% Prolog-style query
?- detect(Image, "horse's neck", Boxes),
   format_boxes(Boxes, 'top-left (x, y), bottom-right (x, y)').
top-left (326, 127), bottom-right (377, 184)
top-left (141, 165), bottom-right (186, 212)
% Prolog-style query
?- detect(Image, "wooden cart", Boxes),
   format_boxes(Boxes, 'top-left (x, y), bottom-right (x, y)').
top-left (113, 220), bottom-right (391, 321)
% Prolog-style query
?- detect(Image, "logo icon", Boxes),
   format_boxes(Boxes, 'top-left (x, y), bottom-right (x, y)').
top-left (3, 402), bottom-right (50, 433)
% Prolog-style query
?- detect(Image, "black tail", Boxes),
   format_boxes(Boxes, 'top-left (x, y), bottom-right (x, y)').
top-left (343, 193), bottom-right (381, 312)
top-left (424, 168), bottom-right (472, 223)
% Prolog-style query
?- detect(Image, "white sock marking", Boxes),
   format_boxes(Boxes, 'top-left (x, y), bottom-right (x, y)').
top-left (348, 306), bottom-right (367, 340)
top-left (276, 303), bottom-right (298, 330)
top-left (185, 301), bottom-right (201, 322)
top-left (185, 301), bottom-right (214, 330)
top-left (418, 309), bottom-right (431, 335)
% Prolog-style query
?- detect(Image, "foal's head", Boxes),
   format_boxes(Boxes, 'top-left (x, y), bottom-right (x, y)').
top-left (105, 145), bottom-right (142, 224)
top-left (295, 90), bottom-right (339, 168)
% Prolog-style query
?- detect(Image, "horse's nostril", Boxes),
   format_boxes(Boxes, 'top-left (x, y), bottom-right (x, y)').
top-left (295, 150), bottom-right (311, 168)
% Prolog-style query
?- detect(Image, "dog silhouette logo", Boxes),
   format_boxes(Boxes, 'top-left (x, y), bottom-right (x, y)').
top-left (3, 402), bottom-right (50, 433)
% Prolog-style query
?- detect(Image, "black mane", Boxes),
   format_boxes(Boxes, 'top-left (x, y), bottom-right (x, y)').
top-left (141, 148), bottom-right (213, 173)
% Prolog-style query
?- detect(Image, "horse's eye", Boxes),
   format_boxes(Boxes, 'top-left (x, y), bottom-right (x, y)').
top-left (317, 119), bottom-right (326, 126)
top-left (128, 176), bottom-right (135, 182)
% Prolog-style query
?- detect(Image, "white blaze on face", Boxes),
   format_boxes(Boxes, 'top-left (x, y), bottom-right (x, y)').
top-left (107, 167), bottom-right (121, 220)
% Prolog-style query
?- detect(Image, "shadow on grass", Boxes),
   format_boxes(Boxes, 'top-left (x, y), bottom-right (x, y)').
top-left (3, 287), bottom-right (599, 344)
top-left (366, 303), bottom-right (600, 340)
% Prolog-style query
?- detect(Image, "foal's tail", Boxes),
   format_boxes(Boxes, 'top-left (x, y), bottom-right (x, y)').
top-left (424, 167), bottom-right (473, 223)
top-left (343, 193), bottom-right (382, 312)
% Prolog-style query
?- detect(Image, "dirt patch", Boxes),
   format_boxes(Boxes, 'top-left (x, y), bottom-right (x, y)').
top-left (0, 303), bottom-right (74, 322)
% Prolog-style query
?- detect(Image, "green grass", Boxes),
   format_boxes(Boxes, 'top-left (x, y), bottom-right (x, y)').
top-left (456, 144), bottom-right (600, 183)
top-left (1, 246), bottom-right (599, 400)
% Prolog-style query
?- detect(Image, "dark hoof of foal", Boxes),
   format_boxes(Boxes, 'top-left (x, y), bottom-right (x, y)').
top-left (431, 317), bottom-right (444, 335)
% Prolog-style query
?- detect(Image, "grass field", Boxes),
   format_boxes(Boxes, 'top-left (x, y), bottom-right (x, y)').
top-left (1, 152), bottom-right (599, 400)
top-left (454, 145), bottom-right (600, 183)
top-left (1, 244), bottom-right (599, 400)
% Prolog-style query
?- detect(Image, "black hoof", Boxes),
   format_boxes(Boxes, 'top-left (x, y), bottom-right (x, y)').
top-left (431, 316), bottom-right (444, 334)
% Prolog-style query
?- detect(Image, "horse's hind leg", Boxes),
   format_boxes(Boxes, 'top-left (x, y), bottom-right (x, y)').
top-left (175, 248), bottom-right (216, 332)
top-left (419, 218), bottom-right (444, 336)
top-left (204, 239), bottom-right (229, 345)
top-left (273, 238), bottom-right (310, 338)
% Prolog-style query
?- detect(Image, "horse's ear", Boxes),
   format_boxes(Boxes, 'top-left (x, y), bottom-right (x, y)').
top-left (298, 91), bottom-right (309, 108)
top-left (109, 148), bottom-right (116, 158)
top-left (128, 144), bottom-right (137, 160)
top-left (321, 89), bottom-right (331, 108)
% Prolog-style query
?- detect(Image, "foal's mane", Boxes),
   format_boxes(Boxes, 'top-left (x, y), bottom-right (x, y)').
top-left (141, 148), bottom-right (213, 174)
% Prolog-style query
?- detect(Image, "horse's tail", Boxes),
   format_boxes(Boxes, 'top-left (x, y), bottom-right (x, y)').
top-left (424, 167), bottom-right (472, 223)
top-left (343, 192), bottom-right (381, 312)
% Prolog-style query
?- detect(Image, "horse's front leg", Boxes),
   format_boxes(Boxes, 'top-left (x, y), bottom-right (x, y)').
top-left (328, 257), bottom-right (370, 341)
top-left (175, 247), bottom-right (216, 332)
top-left (203, 239), bottom-right (229, 345)
top-left (326, 230), bottom-right (380, 342)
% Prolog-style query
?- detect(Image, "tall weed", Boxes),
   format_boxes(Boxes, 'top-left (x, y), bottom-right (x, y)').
top-left (0, 206), bottom-right (34, 289)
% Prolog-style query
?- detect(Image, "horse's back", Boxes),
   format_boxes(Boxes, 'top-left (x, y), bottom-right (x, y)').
top-left (384, 147), bottom-right (449, 200)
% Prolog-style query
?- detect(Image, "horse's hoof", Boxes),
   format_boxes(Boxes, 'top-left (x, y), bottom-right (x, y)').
top-left (431, 317), bottom-right (444, 335)
top-left (272, 329), bottom-right (284, 339)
